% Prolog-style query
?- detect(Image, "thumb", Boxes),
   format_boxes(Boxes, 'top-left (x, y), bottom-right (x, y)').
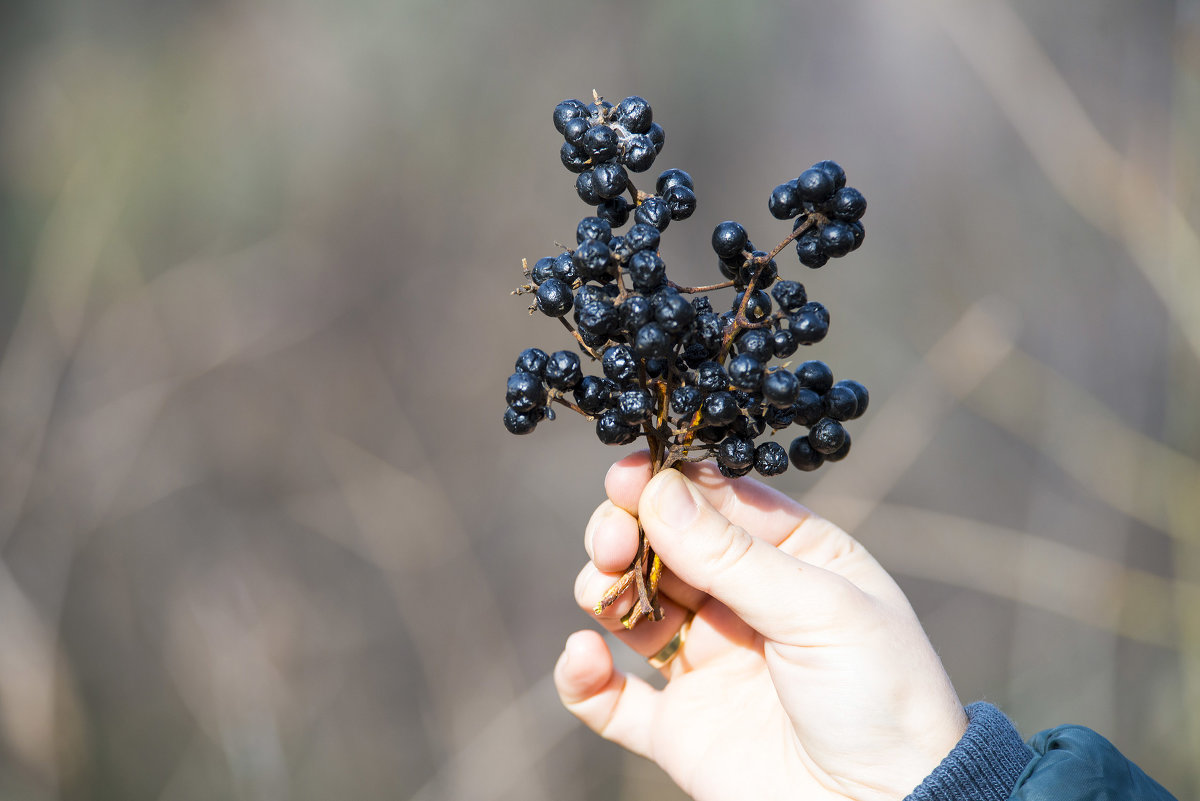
top-left (639, 469), bottom-right (868, 644)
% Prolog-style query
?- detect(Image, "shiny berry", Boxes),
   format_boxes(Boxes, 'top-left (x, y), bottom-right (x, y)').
top-left (788, 436), bottom-right (825, 471)
top-left (670, 386), bottom-right (704, 416)
top-left (711, 221), bottom-right (748, 260)
top-left (796, 230), bottom-right (829, 268)
top-left (809, 417), bottom-right (847, 454)
top-left (620, 134), bottom-right (656, 172)
top-left (717, 460), bottom-right (754, 478)
top-left (771, 280), bottom-right (807, 312)
top-left (633, 322), bottom-right (672, 359)
top-left (574, 376), bottom-right (614, 414)
top-left (796, 360), bottom-right (834, 394)
top-left (656, 168), bottom-right (694, 195)
top-left (825, 431), bottom-right (852, 462)
top-left (506, 371), bottom-right (547, 412)
top-left (717, 436), bottom-right (755, 471)
top-left (701, 391), bottom-right (739, 425)
top-left (634, 196), bottom-right (672, 231)
top-left (583, 125), bottom-right (619, 161)
top-left (515, 347), bottom-right (549, 376)
top-left (503, 405), bottom-right (540, 435)
top-left (536, 278), bottom-right (573, 317)
top-left (811, 160), bottom-right (846, 190)
top-left (544, 350), bottom-right (582, 390)
top-left (839, 379), bottom-right (870, 417)
top-left (696, 361), bottom-right (730, 392)
top-left (764, 404), bottom-right (798, 429)
top-left (769, 182), bottom-right (802, 219)
top-left (628, 250), bottom-right (666, 291)
top-left (575, 171), bottom-right (602, 205)
top-left (615, 95), bottom-right (653, 133)
top-left (553, 99), bottom-right (587, 133)
top-left (560, 142), bottom-right (590, 173)
top-left (727, 353), bottom-right (764, 391)
top-left (829, 186), bottom-right (866, 221)
top-left (563, 115), bottom-right (589, 145)
top-left (576, 217), bottom-right (609, 245)
top-left (772, 329), bottom-right (798, 358)
top-left (762, 368), bottom-right (800, 408)
top-left (602, 345), bottom-right (638, 383)
top-left (530, 257), bottom-right (556, 284)
top-left (820, 221), bottom-right (856, 258)
top-left (552, 252), bottom-right (577, 283)
top-left (647, 122), bottom-right (665, 152)
top-left (624, 222), bottom-right (661, 253)
top-left (792, 303), bottom-right (830, 344)
top-left (572, 240), bottom-right (612, 280)
top-left (598, 197), bottom-right (631, 227)
top-left (823, 383), bottom-right (859, 421)
top-left (795, 168), bottom-right (835, 203)
top-left (593, 162), bottom-right (629, 198)
top-left (596, 412), bottom-right (639, 445)
top-left (619, 295), bottom-right (653, 334)
top-left (734, 329), bottom-right (773, 361)
top-left (617, 388), bottom-right (654, 424)
top-left (733, 289), bottom-right (772, 322)
top-left (793, 388), bottom-right (825, 427)
top-left (754, 442), bottom-right (788, 476)
top-left (655, 293), bottom-right (696, 334)
top-left (663, 184), bottom-right (697, 220)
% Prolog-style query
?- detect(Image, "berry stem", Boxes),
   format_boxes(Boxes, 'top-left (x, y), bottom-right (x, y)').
top-left (558, 317), bottom-right (604, 360)
top-left (668, 279), bottom-right (737, 294)
top-left (547, 392), bottom-right (598, 420)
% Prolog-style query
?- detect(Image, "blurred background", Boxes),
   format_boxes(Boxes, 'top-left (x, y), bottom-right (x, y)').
top-left (0, 0), bottom-right (1197, 798)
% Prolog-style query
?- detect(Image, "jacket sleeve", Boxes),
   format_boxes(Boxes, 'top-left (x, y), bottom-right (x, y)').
top-left (905, 702), bottom-right (1179, 801)
top-left (1011, 724), bottom-right (1179, 801)
top-left (905, 702), bottom-right (1034, 801)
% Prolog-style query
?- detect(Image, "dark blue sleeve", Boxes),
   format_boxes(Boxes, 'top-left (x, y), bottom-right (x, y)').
top-left (905, 702), bottom-right (1034, 801)
top-left (1011, 725), bottom-right (1179, 801)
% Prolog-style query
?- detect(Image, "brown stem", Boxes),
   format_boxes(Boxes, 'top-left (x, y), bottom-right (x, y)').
top-left (548, 392), bottom-right (597, 420)
top-left (668, 279), bottom-right (737, 294)
top-left (558, 317), bottom-right (604, 360)
top-left (767, 213), bottom-right (821, 261)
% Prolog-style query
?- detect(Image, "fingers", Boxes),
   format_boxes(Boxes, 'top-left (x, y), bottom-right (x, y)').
top-left (574, 560), bottom-right (703, 660)
top-left (638, 469), bottom-right (873, 645)
top-left (584, 501), bottom-right (639, 573)
top-left (603, 454), bottom-right (900, 602)
top-left (606, 453), bottom-right (819, 553)
top-left (582, 500), bottom-right (710, 613)
top-left (554, 630), bottom-right (659, 759)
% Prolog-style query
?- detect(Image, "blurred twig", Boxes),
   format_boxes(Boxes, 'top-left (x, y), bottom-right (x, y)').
top-left (927, 0), bottom-right (1200, 363)
top-left (804, 298), bottom-right (1020, 529)
top-left (844, 500), bottom-right (1181, 648)
top-left (964, 349), bottom-right (1200, 540)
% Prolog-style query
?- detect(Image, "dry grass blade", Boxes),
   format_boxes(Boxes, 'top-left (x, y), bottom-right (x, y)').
top-left (805, 298), bottom-right (1020, 529)
top-left (927, 0), bottom-right (1200, 364)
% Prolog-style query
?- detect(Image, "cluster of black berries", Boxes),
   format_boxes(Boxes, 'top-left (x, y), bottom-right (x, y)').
top-left (504, 93), bottom-right (869, 480)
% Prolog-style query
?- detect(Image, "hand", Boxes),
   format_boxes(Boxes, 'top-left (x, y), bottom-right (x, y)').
top-left (554, 452), bottom-right (968, 801)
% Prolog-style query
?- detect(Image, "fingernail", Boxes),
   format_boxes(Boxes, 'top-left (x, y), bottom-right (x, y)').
top-left (652, 471), bottom-right (700, 527)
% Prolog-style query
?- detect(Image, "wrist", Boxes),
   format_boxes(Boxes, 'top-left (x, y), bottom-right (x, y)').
top-left (903, 702), bottom-right (1034, 801)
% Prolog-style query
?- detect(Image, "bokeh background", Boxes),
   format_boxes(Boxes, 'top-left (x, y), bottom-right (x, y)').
top-left (1, 0), bottom-right (1198, 798)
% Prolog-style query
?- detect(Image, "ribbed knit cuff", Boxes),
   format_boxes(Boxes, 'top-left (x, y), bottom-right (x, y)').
top-left (904, 702), bottom-right (1034, 801)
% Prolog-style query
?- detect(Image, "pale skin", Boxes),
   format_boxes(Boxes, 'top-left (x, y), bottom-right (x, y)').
top-left (555, 452), bottom-right (969, 801)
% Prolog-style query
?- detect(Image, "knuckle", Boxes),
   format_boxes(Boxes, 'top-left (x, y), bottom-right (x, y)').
top-left (705, 519), bottom-right (756, 577)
